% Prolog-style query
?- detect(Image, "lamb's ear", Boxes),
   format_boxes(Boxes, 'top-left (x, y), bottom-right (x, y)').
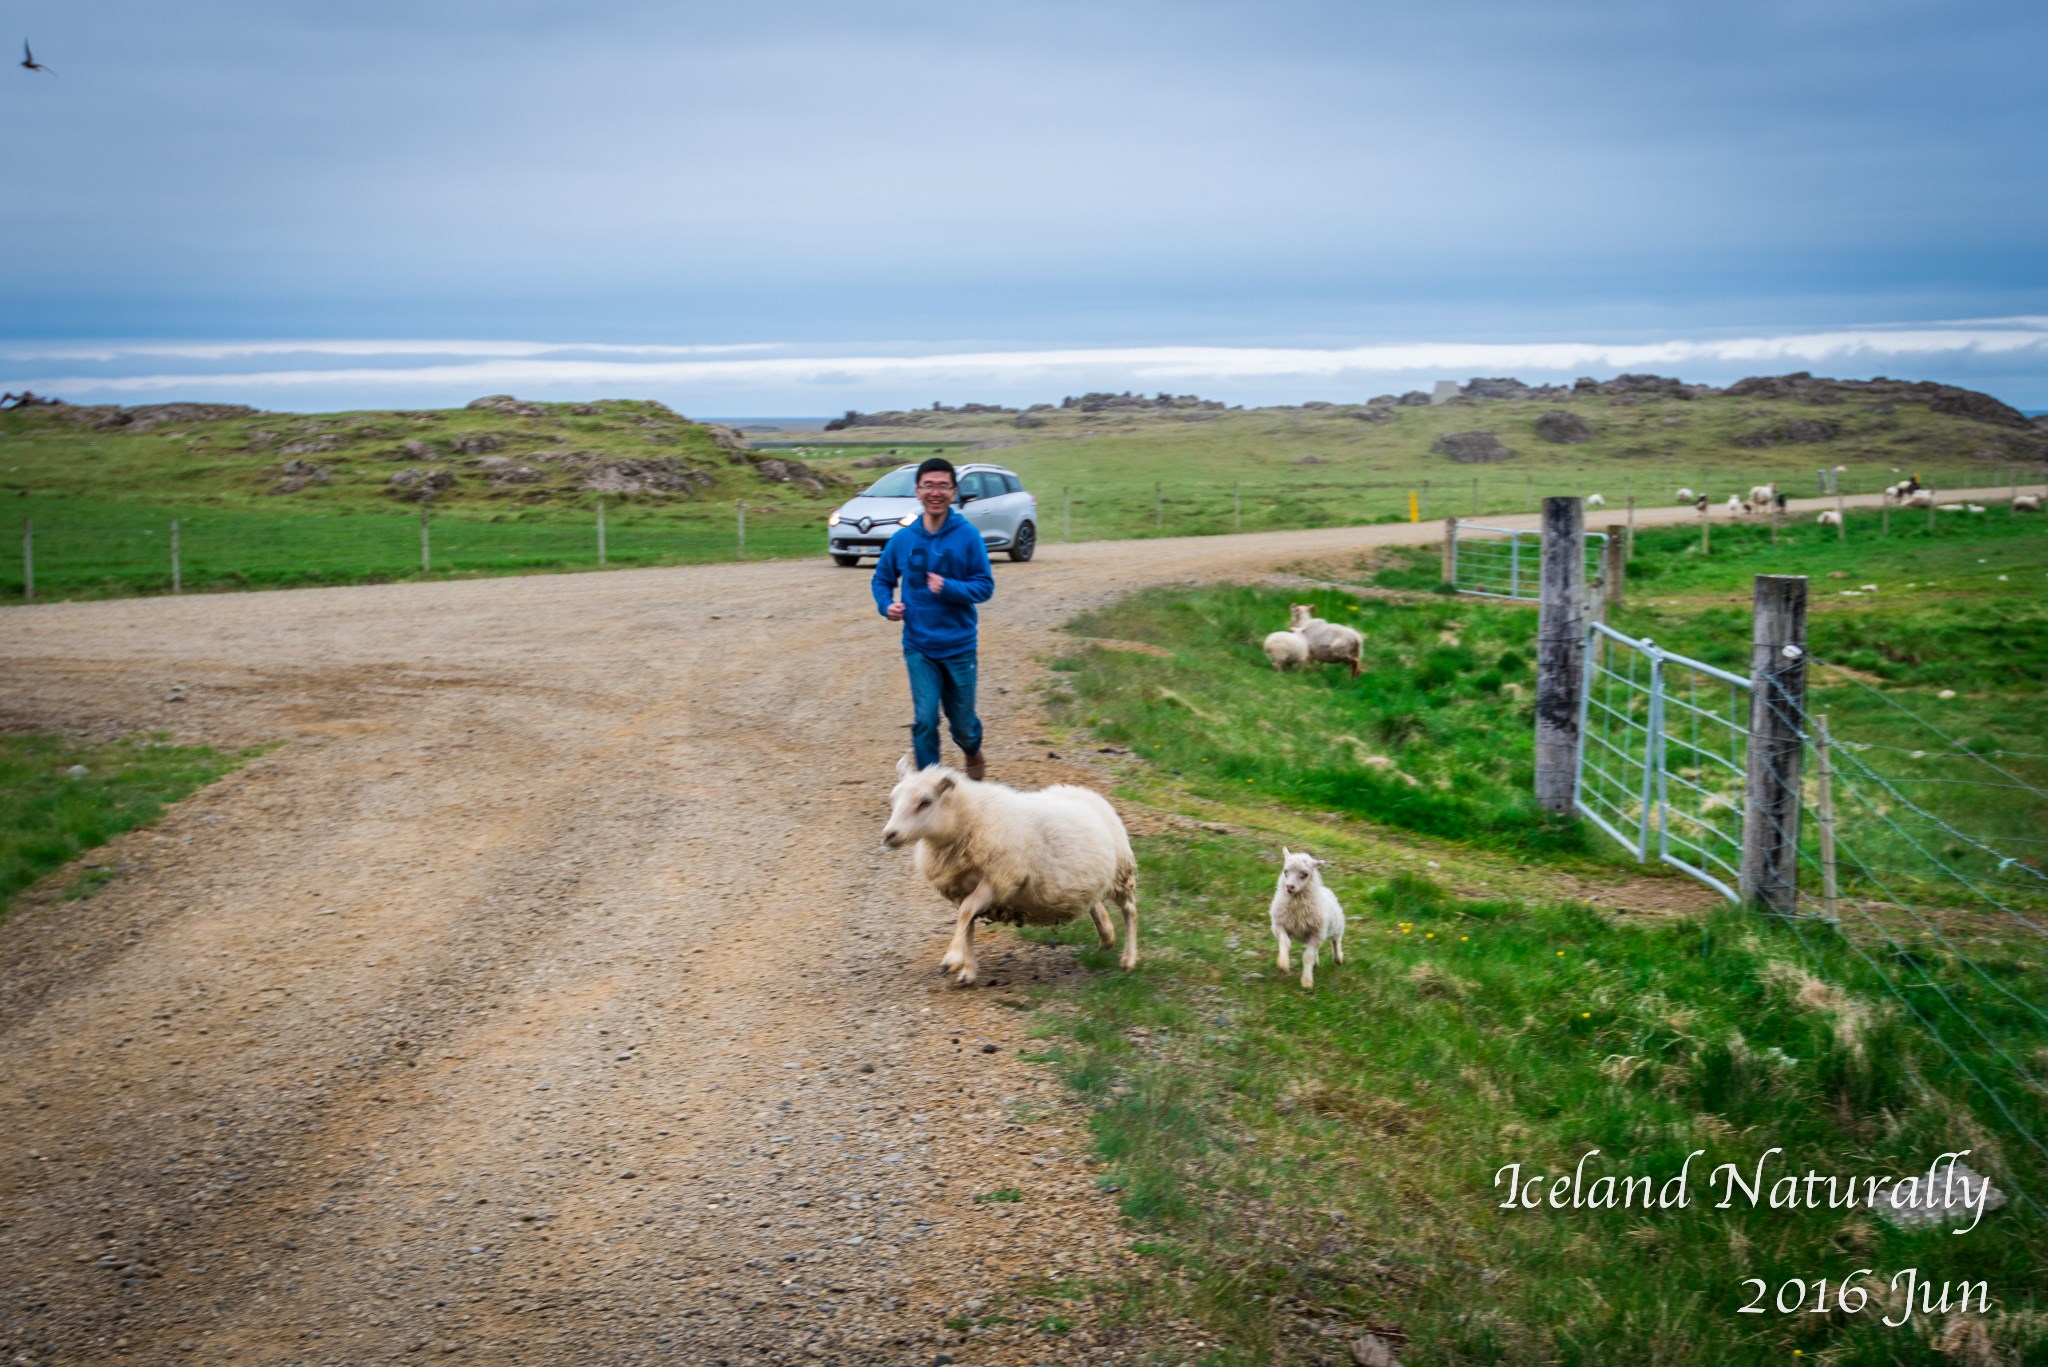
top-left (1281, 846), bottom-right (1292, 861)
top-left (933, 774), bottom-right (957, 797)
top-left (896, 755), bottom-right (914, 780)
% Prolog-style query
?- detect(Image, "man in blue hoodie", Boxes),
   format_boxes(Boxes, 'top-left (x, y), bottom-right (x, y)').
top-left (872, 457), bottom-right (995, 779)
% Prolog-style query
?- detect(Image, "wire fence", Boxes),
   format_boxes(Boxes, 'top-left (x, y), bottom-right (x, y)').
top-left (1577, 617), bottom-right (2047, 1217)
top-left (1449, 523), bottom-right (1607, 602)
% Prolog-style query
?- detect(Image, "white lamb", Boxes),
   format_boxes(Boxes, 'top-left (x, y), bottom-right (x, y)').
top-left (1748, 483), bottom-right (1777, 507)
top-left (1966, 504), bottom-right (1987, 514)
top-left (1262, 629), bottom-right (1310, 671)
top-left (1675, 487), bottom-right (1696, 503)
top-left (1816, 509), bottom-right (1842, 526)
top-left (1288, 603), bottom-right (1363, 679)
top-left (882, 757), bottom-right (1138, 988)
top-left (1905, 490), bottom-right (1936, 508)
top-left (2015, 494), bottom-right (2042, 513)
top-left (1270, 848), bottom-right (1345, 990)
top-left (1586, 492), bottom-right (1607, 508)
top-left (1725, 495), bottom-right (1745, 515)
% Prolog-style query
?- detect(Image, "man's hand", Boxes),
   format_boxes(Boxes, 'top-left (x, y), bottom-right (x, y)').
top-left (886, 602), bottom-right (906, 621)
top-left (927, 572), bottom-right (945, 594)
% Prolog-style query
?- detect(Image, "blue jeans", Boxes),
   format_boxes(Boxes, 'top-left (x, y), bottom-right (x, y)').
top-left (905, 649), bottom-right (982, 770)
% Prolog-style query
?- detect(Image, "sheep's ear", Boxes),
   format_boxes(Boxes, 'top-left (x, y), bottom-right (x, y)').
top-left (1281, 846), bottom-right (1291, 860)
top-left (932, 774), bottom-right (956, 798)
top-left (896, 755), bottom-right (914, 779)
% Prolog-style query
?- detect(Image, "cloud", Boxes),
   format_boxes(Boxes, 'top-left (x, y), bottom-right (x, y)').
top-left (10, 321), bottom-right (2048, 408)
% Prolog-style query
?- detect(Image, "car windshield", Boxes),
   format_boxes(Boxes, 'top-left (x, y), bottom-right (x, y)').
top-left (862, 469), bottom-right (919, 497)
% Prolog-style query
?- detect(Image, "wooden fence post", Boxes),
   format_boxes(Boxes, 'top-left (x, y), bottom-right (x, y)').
top-left (21, 517), bottom-right (31, 602)
top-left (1603, 523), bottom-right (1626, 616)
top-left (1154, 482), bottom-right (1162, 530)
top-left (597, 500), bottom-right (607, 567)
top-left (737, 500), bottom-right (746, 557)
top-left (1534, 496), bottom-right (1586, 815)
top-left (1741, 574), bottom-right (1809, 915)
top-left (1470, 475), bottom-right (1478, 516)
top-left (1232, 479), bottom-right (1239, 533)
top-left (1625, 492), bottom-right (1636, 558)
top-left (1064, 485), bottom-right (1072, 541)
top-left (171, 517), bottom-right (181, 594)
top-left (1834, 484), bottom-right (1846, 541)
top-left (1442, 516), bottom-right (1458, 587)
top-left (420, 506), bottom-right (431, 575)
top-left (1700, 499), bottom-right (1711, 555)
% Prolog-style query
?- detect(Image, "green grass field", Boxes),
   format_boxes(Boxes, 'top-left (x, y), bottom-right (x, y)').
top-left (0, 733), bottom-right (261, 921)
top-left (1029, 510), bottom-right (2047, 1364)
top-left (4, 387), bottom-right (2041, 602)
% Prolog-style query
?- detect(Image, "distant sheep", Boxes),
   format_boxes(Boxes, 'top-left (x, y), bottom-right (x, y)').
top-left (1586, 493), bottom-right (1606, 508)
top-left (1288, 603), bottom-right (1363, 679)
top-left (1675, 487), bottom-right (1696, 503)
top-left (882, 757), bottom-right (1138, 988)
top-left (1747, 483), bottom-right (1777, 506)
top-left (1725, 495), bottom-right (1745, 515)
top-left (2014, 494), bottom-right (2042, 513)
top-left (1966, 504), bottom-right (1987, 514)
top-left (1262, 629), bottom-right (1310, 671)
top-left (1905, 490), bottom-right (1937, 509)
top-left (1817, 509), bottom-right (1842, 526)
top-left (1937, 502), bottom-right (1966, 512)
top-left (1270, 848), bottom-right (1345, 990)
top-left (1773, 490), bottom-right (1790, 514)
top-left (1693, 494), bottom-right (1709, 513)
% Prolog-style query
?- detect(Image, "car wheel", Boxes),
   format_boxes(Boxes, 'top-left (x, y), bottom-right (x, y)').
top-left (831, 553), bottom-right (862, 567)
top-left (1007, 521), bottom-right (1036, 562)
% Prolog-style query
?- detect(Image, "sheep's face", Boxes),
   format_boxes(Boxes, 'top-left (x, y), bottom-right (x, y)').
top-left (882, 756), bottom-right (956, 848)
top-left (1277, 847), bottom-right (1323, 896)
top-left (1288, 603), bottom-right (1313, 630)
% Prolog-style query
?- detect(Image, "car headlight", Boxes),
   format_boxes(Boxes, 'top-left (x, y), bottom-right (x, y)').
top-left (827, 512), bottom-right (841, 526)
top-left (898, 514), bottom-right (917, 526)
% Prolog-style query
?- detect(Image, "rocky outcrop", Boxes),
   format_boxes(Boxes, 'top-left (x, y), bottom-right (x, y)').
top-left (447, 433), bottom-right (504, 456)
top-left (1344, 406), bottom-right (1393, 423)
top-left (1534, 410), bottom-right (1593, 444)
top-left (704, 423), bottom-right (751, 458)
top-left (1060, 392), bottom-right (1225, 413)
top-left (748, 456), bottom-right (831, 495)
top-left (467, 395), bottom-right (547, 418)
top-left (1734, 419), bottom-right (1839, 446)
top-left (575, 458), bottom-right (715, 496)
top-left (1431, 431), bottom-right (1516, 463)
top-left (273, 460), bottom-right (330, 493)
top-left (386, 468), bottom-right (456, 500)
top-left (466, 455), bottom-right (544, 487)
top-left (1396, 391), bottom-right (1432, 407)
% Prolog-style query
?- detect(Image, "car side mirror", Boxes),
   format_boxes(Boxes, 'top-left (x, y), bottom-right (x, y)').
top-left (957, 493), bottom-right (976, 505)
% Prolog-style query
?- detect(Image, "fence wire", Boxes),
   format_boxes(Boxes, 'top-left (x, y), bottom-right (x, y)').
top-left (1450, 523), bottom-right (1606, 601)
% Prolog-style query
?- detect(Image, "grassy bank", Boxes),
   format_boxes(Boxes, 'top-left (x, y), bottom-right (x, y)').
top-left (0, 733), bottom-right (260, 920)
top-left (1027, 508), bottom-right (2046, 1362)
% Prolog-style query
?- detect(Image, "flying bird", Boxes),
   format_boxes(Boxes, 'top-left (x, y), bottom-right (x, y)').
top-left (21, 39), bottom-right (53, 73)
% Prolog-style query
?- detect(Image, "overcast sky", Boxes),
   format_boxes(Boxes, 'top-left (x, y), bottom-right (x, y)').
top-left (5, 0), bottom-right (2046, 411)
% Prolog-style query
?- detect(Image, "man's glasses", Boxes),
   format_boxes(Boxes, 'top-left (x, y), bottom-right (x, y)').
top-left (917, 482), bottom-right (954, 491)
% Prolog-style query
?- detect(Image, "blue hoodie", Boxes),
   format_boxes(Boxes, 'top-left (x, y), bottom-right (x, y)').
top-left (871, 511), bottom-right (995, 659)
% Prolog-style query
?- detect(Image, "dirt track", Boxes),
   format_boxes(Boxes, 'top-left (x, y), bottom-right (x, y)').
top-left (0, 490), bottom-right (2010, 1365)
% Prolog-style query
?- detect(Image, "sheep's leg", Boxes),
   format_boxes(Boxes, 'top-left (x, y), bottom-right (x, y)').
top-left (1348, 652), bottom-right (1361, 680)
top-left (1300, 934), bottom-right (1320, 990)
top-left (1115, 868), bottom-right (1140, 971)
top-left (1087, 900), bottom-right (1116, 949)
top-left (1275, 928), bottom-right (1292, 974)
top-left (940, 878), bottom-right (997, 987)
top-left (1332, 925), bottom-right (1344, 965)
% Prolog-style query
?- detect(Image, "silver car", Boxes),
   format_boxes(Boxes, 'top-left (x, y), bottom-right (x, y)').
top-left (826, 463), bottom-right (1038, 566)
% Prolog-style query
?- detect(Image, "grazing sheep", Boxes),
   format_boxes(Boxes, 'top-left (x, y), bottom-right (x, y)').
top-left (1817, 509), bottom-right (1842, 526)
top-left (2014, 494), bottom-right (2042, 513)
top-left (1937, 502), bottom-right (1966, 512)
top-left (1675, 487), bottom-right (1696, 503)
top-left (1966, 504), bottom-right (1987, 514)
top-left (1586, 492), bottom-right (1607, 508)
top-left (1833, 464), bottom-right (1848, 474)
top-left (1693, 494), bottom-right (1709, 513)
top-left (1725, 495), bottom-right (1745, 515)
top-left (1905, 490), bottom-right (1937, 509)
top-left (882, 757), bottom-right (1138, 988)
top-left (1270, 848), bottom-right (1345, 990)
top-left (1747, 483), bottom-right (1777, 507)
top-left (1773, 490), bottom-right (1790, 514)
top-left (1288, 603), bottom-right (1364, 679)
top-left (1262, 629), bottom-right (1310, 671)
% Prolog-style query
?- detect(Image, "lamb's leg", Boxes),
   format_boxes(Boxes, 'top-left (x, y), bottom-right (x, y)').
top-left (1116, 868), bottom-right (1140, 971)
top-left (1087, 900), bottom-right (1116, 948)
top-left (1300, 934), bottom-right (1320, 990)
top-left (1332, 924), bottom-right (1344, 965)
top-left (940, 878), bottom-right (997, 987)
top-left (1274, 926), bottom-right (1292, 974)
top-left (1348, 652), bottom-right (1361, 680)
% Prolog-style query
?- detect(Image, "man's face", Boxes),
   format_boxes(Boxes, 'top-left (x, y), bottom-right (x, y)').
top-left (916, 473), bottom-right (955, 518)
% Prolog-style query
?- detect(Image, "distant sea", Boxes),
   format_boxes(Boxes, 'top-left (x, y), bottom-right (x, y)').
top-left (700, 416), bottom-right (836, 432)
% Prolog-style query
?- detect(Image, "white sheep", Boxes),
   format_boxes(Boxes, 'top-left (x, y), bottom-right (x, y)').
top-left (1288, 603), bottom-right (1363, 679)
top-left (882, 757), bottom-right (1138, 988)
top-left (1817, 509), bottom-right (1842, 526)
top-left (1586, 492), bottom-right (1606, 508)
top-left (2014, 494), bottom-right (2042, 513)
top-left (1270, 848), bottom-right (1345, 990)
top-left (1905, 490), bottom-right (1937, 509)
top-left (1262, 629), bottom-right (1310, 671)
top-left (1675, 487), bottom-right (1696, 503)
top-left (1747, 483), bottom-right (1777, 506)
top-left (1725, 494), bottom-right (1745, 515)
top-left (1966, 504), bottom-right (1987, 514)
top-left (1937, 502), bottom-right (1966, 512)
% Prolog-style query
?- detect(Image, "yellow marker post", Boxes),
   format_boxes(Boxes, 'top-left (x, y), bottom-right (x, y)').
top-left (1408, 489), bottom-right (1420, 523)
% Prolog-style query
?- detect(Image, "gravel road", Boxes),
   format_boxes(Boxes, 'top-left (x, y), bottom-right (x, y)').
top-left (0, 490), bottom-right (2003, 1366)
